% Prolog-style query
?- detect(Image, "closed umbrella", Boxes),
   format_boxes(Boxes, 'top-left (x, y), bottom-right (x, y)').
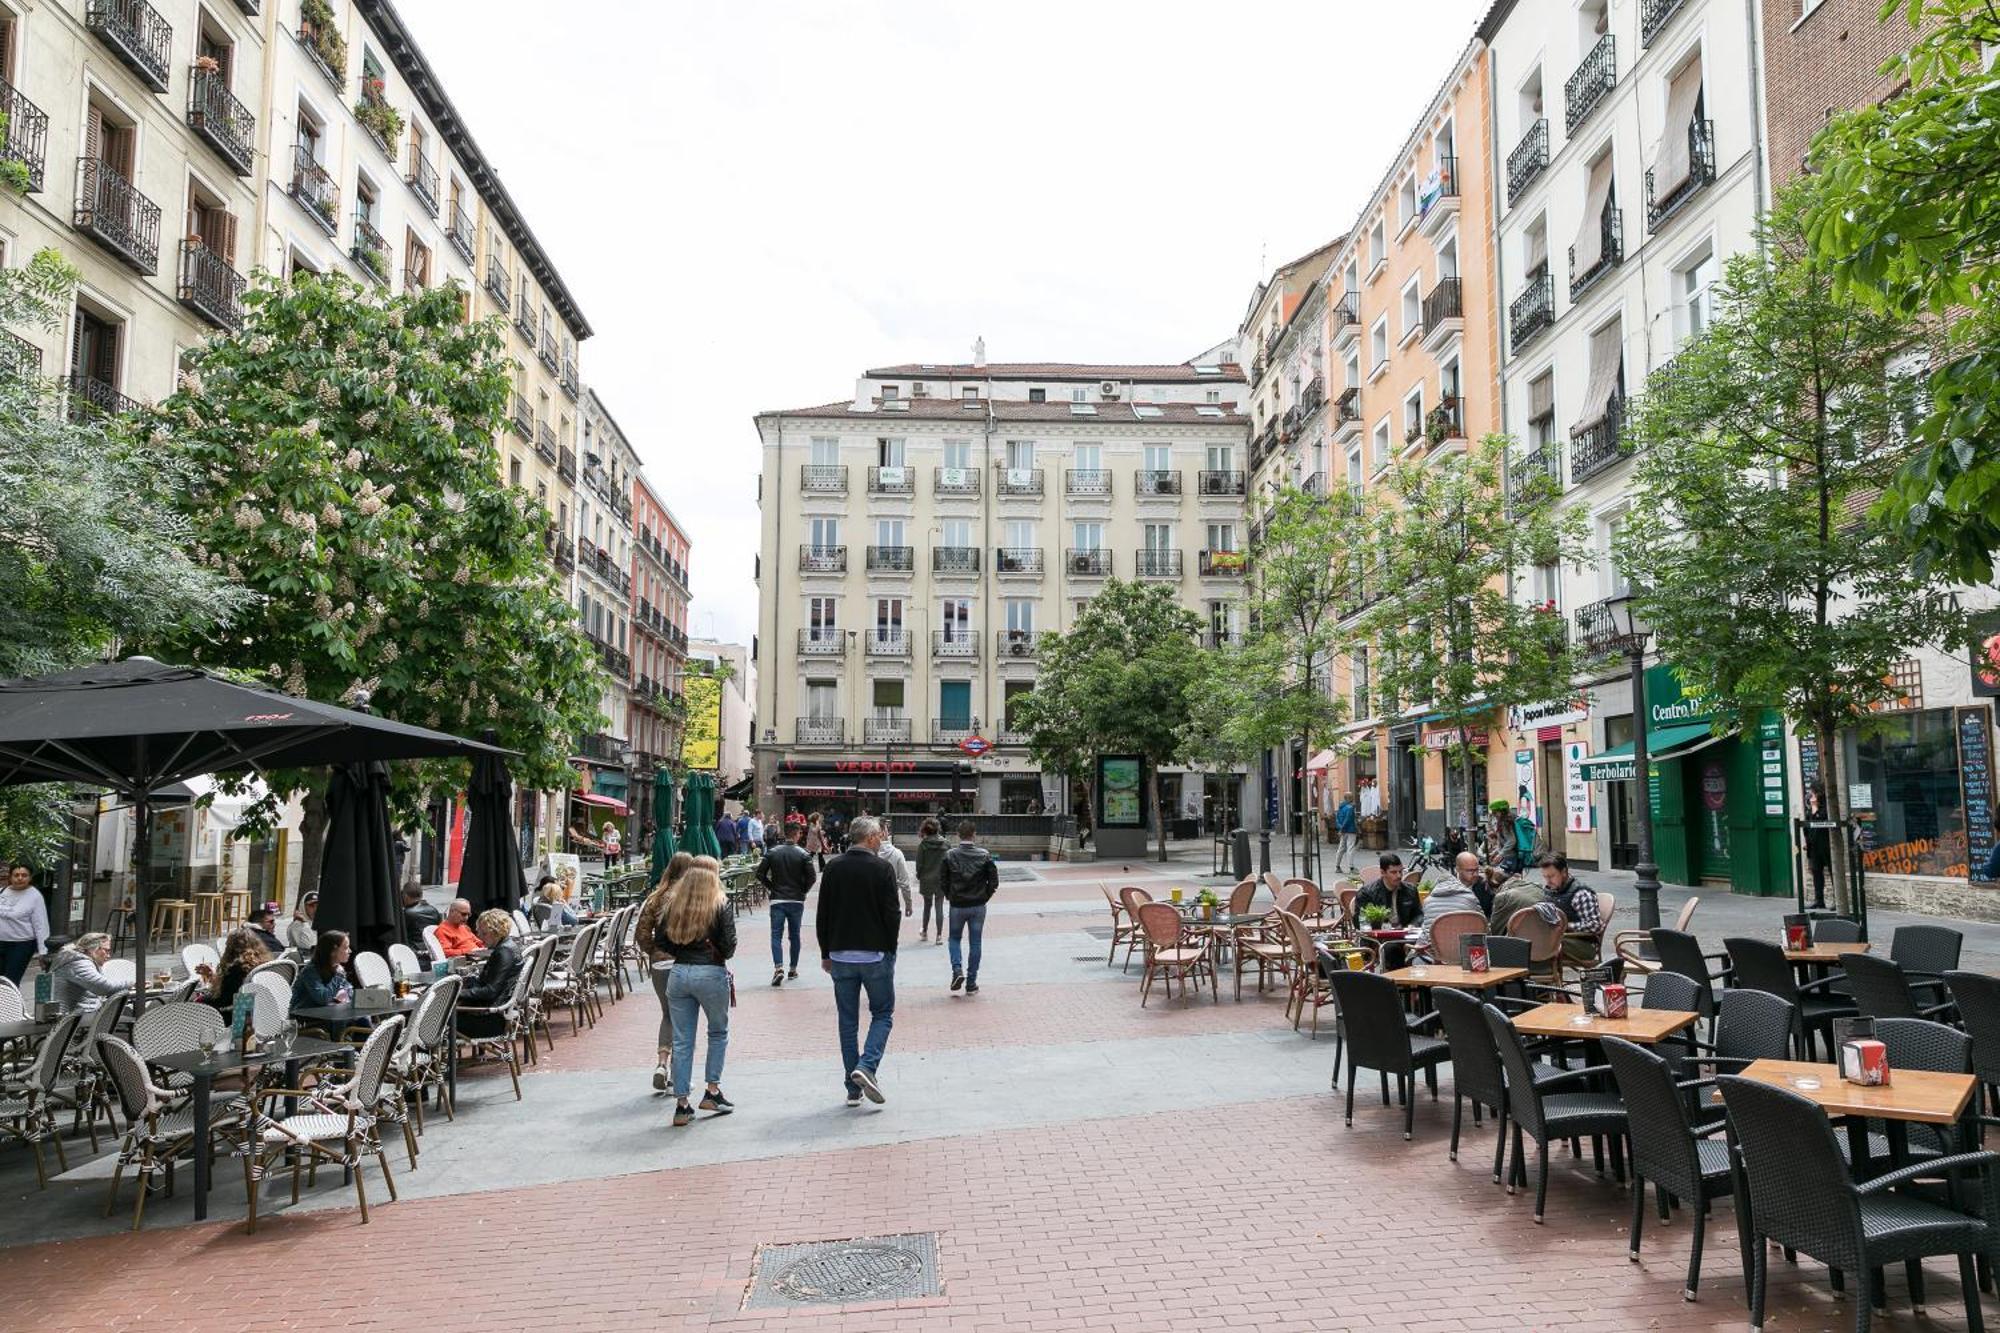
top-left (317, 760), bottom-right (399, 956)
top-left (649, 768), bottom-right (678, 882)
top-left (457, 746), bottom-right (525, 920)
top-left (683, 772), bottom-right (718, 857)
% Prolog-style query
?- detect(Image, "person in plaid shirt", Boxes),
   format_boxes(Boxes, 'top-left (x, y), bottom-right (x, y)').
top-left (1538, 852), bottom-right (1603, 965)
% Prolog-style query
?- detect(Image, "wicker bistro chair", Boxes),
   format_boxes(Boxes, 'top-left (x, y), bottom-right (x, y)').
top-left (1134, 901), bottom-right (1215, 1007)
top-left (519, 933), bottom-right (562, 1058)
top-left (1614, 896), bottom-right (1700, 975)
top-left (1423, 910), bottom-right (1487, 968)
top-left (1117, 887), bottom-right (1154, 973)
top-left (1650, 929), bottom-right (1730, 1031)
top-left (1482, 1002), bottom-right (1629, 1223)
top-left (421, 925), bottom-right (448, 968)
top-left (389, 973), bottom-right (462, 1133)
top-left (0, 977), bottom-right (22, 1024)
top-left (1890, 925), bottom-right (1962, 1012)
top-left (1725, 936), bottom-right (1856, 1060)
top-left (542, 919), bottom-right (603, 1037)
top-left (132, 1002), bottom-right (229, 1100)
top-left (180, 942), bottom-right (220, 980)
top-left (457, 938), bottom-right (546, 1099)
top-left (1600, 1035), bottom-right (1738, 1303)
top-left (1100, 884), bottom-right (1139, 967)
top-left (247, 958), bottom-right (296, 988)
top-left (1327, 969), bottom-right (1448, 1141)
top-left (0, 1011), bottom-right (83, 1186)
top-left (96, 1033), bottom-right (247, 1231)
top-left (1946, 972), bottom-right (2000, 1116)
top-left (56, 992), bottom-right (128, 1150)
top-left (1842, 952), bottom-right (1957, 1023)
top-left (1638, 971), bottom-right (1709, 1067)
top-left (1669, 989), bottom-right (1802, 1133)
top-left (1813, 917), bottom-right (1864, 943)
top-left (386, 943), bottom-right (421, 978)
top-left (1719, 1072), bottom-right (1997, 1333)
top-left (351, 951), bottom-right (394, 990)
top-left (244, 1015), bottom-right (409, 1232)
top-left (101, 958), bottom-right (136, 988)
top-left (1432, 987), bottom-right (1514, 1181)
top-left (1505, 906), bottom-right (1567, 986)
top-left (1273, 910), bottom-right (1334, 1038)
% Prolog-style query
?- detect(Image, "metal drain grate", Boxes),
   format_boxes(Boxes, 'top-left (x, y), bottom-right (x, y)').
top-left (745, 1232), bottom-right (942, 1308)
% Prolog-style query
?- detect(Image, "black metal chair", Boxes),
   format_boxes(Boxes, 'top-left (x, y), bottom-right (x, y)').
top-left (1326, 969), bottom-right (1449, 1141)
top-left (1640, 971), bottom-right (1707, 1065)
top-left (1725, 936), bottom-right (1855, 1060)
top-left (1842, 952), bottom-right (1956, 1022)
top-left (1812, 917), bottom-right (1864, 943)
top-left (1892, 925), bottom-right (1962, 1009)
top-left (1482, 1002), bottom-right (1628, 1223)
top-left (1871, 1017), bottom-right (1976, 1161)
top-left (1947, 971), bottom-right (2000, 1116)
top-left (1601, 1035), bottom-right (1736, 1302)
top-left (1432, 987), bottom-right (1511, 1180)
top-left (1720, 1073), bottom-right (1995, 1332)
top-left (1665, 989), bottom-right (1799, 1130)
top-left (1651, 928), bottom-right (1727, 1028)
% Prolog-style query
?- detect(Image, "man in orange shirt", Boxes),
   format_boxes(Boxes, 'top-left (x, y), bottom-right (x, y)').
top-left (434, 898), bottom-right (483, 957)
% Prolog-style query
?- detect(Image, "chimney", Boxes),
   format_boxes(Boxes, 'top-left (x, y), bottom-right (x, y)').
top-left (972, 336), bottom-right (986, 369)
top-left (851, 377), bottom-right (873, 412)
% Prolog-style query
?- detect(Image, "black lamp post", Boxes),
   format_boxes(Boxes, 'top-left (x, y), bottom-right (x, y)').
top-left (1602, 593), bottom-right (1662, 930)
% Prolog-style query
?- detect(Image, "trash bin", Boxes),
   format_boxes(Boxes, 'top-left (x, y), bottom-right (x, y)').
top-left (1230, 828), bottom-right (1251, 880)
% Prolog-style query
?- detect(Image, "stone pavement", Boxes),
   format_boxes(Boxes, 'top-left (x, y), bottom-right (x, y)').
top-left (3, 860), bottom-right (1994, 1331)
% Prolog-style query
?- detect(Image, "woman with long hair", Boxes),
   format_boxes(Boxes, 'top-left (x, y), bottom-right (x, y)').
top-left (291, 928), bottom-right (352, 1012)
top-left (657, 866), bottom-right (736, 1127)
top-left (199, 927), bottom-right (271, 1013)
top-left (804, 812), bottom-right (828, 875)
top-left (636, 850), bottom-right (695, 1091)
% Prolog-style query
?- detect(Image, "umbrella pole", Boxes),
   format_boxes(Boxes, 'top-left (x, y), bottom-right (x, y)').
top-left (130, 784), bottom-right (152, 1019)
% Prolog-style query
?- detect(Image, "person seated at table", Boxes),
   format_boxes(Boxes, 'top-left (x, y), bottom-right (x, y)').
top-left (1538, 852), bottom-right (1603, 965)
top-left (198, 928), bottom-right (270, 1014)
top-left (286, 892), bottom-right (319, 952)
top-left (531, 883), bottom-right (579, 930)
top-left (245, 902), bottom-right (286, 955)
top-left (1487, 869), bottom-right (1544, 935)
top-left (402, 884), bottom-right (442, 961)
top-left (1417, 852), bottom-right (1489, 954)
top-left (1354, 854), bottom-right (1421, 928)
top-left (50, 932), bottom-right (129, 1015)
top-left (434, 898), bottom-right (484, 957)
top-left (291, 930), bottom-right (353, 1012)
top-left (456, 910), bottom-right (525, 1038)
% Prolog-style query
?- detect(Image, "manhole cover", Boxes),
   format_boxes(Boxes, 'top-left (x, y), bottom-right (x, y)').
top-left (745, 1232), bottom-right (941, 1308)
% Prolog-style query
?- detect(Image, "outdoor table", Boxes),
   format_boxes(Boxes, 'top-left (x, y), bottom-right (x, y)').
top-left (1783, 941), bottom-right (1870, 965)
top-left (149, 1035), bottom-right (350, 1221)
top-left (292, 992), bottom-right (423, 1030)
top-left (1511, 1003), bottom-right (1700, 1046)
top-left (0, 1015), bottom-right (56, 1066)
top-left (1382, 964), bottom-right (1529, 991)
top-left (1175, 909), bottom-right (1263, 975)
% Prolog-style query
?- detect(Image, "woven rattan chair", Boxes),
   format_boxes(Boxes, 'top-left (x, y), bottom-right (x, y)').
top-left (351, 951), bottom-right (393, 990)
top-left (1638, 971), bottom-right (1707, 1067)
top-left (57, 991), bottom-right (128, 1149)
top-left (520, 932), bottom-right (561, 1057)
top-left (390, 973), bottom-right (461, 1132)
top-left (97, 1033), bottom-right (246, 1230)
top-left (1892, 925), bottom-right (1962, 1010)
top-left (1614, 896), bottom-right (1700, 975)
top-left (1432, 986), bottom-right (1512, 1180)
top-left (0, 977), bottom-right (21, 1024)
top-left (1947, 971), bottom-right (2000, 1116)
top-left (179, 942), bottom-right (220, 980)
top-left (542, 920), bottom-right (602, 1036)
top-left (1505, 906), bottom-right (1566, 986)
top-left (386, 943), bottom-right (421, 978)
top-left (247, 957), bottom-right (296, 987)
top-left (1117, 887), bottom-right (1154, 973)
top-left (1720, 1072), bottom-right (1995, 1332)
top-left (1424, 910), bottom-right (1486, 967)
top-left (1328, 969), bottom-right (1447, 1140)
top-left (421, 925), bottom-right (447, 967)
top-left (132, 1002), bottom-right (228, 1100)
top-left (0, 1011), bottom-right (82, 1187)
top-left (1134, 901), bottom-right (1214, 1007)
top-left (1100, 884), bottom-right (1138, 967)
top-left (1649, 928), bottom-right (1728, 1029)
top-left (1274, 909), bottom-right (1332, 1037)
top-left (1812, 917), bottom-right (1863, 943)
top-left (100, 958), bottom-right (136, 988)
top-left (245, 1015), bottom-right (408, 1232)
top-left (1601, 1035), bottom-right (1736, 1302)
top-left (1483, 1001), bottom-right (1628, 1223)
top-left (457, 937), bottom-right (544, 1098)
top-left (1725, 936), bottom-right (1854, 1060)
top-left (1842, 952), bottom-right (1955, 1022)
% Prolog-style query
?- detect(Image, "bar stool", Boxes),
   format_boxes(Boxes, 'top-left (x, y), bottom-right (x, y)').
top-left (108, 901), bottom-right (137, 952)
top-left (221, 888), bottom-right (252, 926)
top-left (148, 898), bottom-right (194, 948)
top-left (192, 892), bottom-right (227, 939)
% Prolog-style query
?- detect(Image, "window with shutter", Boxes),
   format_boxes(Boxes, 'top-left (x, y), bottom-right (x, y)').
top-left (1573, 152), bottom-right (1615, 273)
top-left (1654, 59), bottom-right (1704, 195)
top-left (0, 19), bottom-right (15, 80)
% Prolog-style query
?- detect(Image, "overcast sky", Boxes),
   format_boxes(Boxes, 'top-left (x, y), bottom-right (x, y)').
top-left (410, 0), bottom-right (1492, 645)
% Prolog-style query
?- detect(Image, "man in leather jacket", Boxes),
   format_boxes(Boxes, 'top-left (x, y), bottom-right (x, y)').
top-left (941, 822), bottom-right (1000, 995)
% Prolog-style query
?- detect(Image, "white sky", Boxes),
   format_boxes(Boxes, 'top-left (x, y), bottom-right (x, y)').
top-left (409, 0), bottom-right (1493, 645)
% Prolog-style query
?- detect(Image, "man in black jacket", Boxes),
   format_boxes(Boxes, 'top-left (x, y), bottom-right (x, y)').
top-left (758, 821), bottom-right (817, 987)
top-left (941, 820), bottom-right (1000, 995)
top-left (815, 816), bottom-right (902, 1105)
top-left (401, 884), bottom-right (443, 967)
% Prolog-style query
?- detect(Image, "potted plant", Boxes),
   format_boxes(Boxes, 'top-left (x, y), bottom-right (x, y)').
top-left (356, 244), bottom-right (388, 283)
top-left (1360, 903), bottom-right (1391, 931)
top-left (353, 91), bottom-right (403, 148)
top-left (194, 54), bottom-right (220, 74)
top-left (1195, 887), bottom-right (1219, 921)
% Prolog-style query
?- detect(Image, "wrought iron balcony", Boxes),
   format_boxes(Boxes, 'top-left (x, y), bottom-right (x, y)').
top-left (1570, 208), bottom-right (1624, 298)
top-left (1425, 395), bottom-right (1465, 445)
top-left (298, 10), bottom-right (345, 87)
top-left (800, 464), bottom-right (847, 494)
top-left (1571, 598), bottom-right (1625, 654)
top-left (1566, 34), bottom-right (1617, 135)
top-left (538, 328), bottom-right (560, 372)
top-left (863, 716), bottom-right (911, 743)
top-left (510, 393), bottom-right (534, 441)
top-left (1641, 0), bottom-right (1689, 45)
top-left (863, 629), bottom-right (911, 658)
top-left (1198, 549), bottom-right (1247, 577)
top-left (932, 631), bottom-right (978, 660)
top-left (1205, 629), bottom-right (1242, 649)
top-left (932, 719), bottom-right (976, 745)
top-left (1066, 468), bottom-right (1111, 497)
top-left (1510, 443), bottom-right (1564, 502)
top-left (0, 77), bottom-right (47, 193)
top-left (87, 0), bottom-right (172, 93)
top-left (1135, 470), bottom-right (1182, 497)
top-left (484, 257), bottom-right (511, 311)
top-left (1065, 548), bottom-right (1110, 577)
top-left (186, 67), bottom-right (254, 176)
top-left (73, 157), bottom-right (161, 274)
top-left (998, 467), bottom-right (1043, 497)
top-left (797, 630), bottom-right (846, 658)
top-left (997, 630), bottom-right (1040, 660)
top-left (289, 145), bottom-right (339, 235)
top-left (1417, 155), bottom-right (1460, 236)
top-left (351, 214), bottom-right (389, 285)
top-left (1568, 395), bottom-right (1629, 484)
top-left (1330, 296), bottom-right (1360, 341)
top-left (446, 198), bottom-right (475, 263)
top-left (176, 240), bottom-right (245, 330)
top-left (406, 145), bottom-right (439, 216)
top-left (1507, 118), bottom-right (1548, 205)
top-left (1134, 549), bottom-right (1182, 578)
top-left (1646, 120), bottom-right (1717, 232)
top-left (561, 358), bottom-right (579, 400)
top-left (557, 442), bottom-right (576, 483)
top-left (995, 547), bottom-right (1044, 576)
top-left (1334, 386), bottom-right (1362, 426)
top-left (798, 544), bottom-right (847, 574)
top-left (514, 300), bottom-right (536, 342)
top-left (865, 545), bottom-right (913, 573)
top-left (0, 328), bottom-right (40, 380)
top-left (1510, 271), bottom-right (1555, 354)
top-left (1199, 470), bottom-right (1245, 496)
top-left (1302, 471), bottom-right (1327, 496)
top-left (933, 546), bottom-right (980, 575)
top-left (933, 466), bottom-right (979, 496)
top-left (796, 718), bottom-right (844, 745)
top-left (866, 465), bottom-right (913, 495)
top-left (66, 372), bottom-right (142, 422)
top-left (233, 0), bottom-right (259, 12)
top-left (1421, 277), bottom-right (1463, 343)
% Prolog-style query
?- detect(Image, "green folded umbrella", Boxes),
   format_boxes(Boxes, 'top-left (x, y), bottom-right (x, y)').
top-left (649, 768), bottom-right (678, 882)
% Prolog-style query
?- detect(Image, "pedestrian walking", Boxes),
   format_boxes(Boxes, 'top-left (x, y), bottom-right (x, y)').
top-left (875, 818), bottom-right (916, 921)
top-left (658, 864), bottom-right (737, 1127)
top-left (0, 862), bottom-right (50, 986)
top-left (636, 850), bottom-right (694, 1091)
top-left (815, 816), bottom-right (901, 1105)
top-left (734, 811), bottom-right (753, 854)
top-left (1333, 794), bottom-right (1359, 874)
top-left (913, 818), bottom-right (949, 942)
top-left (805, 811), bottom-right (828, 875)
top-left (757, 821), bottom-right (816, 985)
top-left (715, 811), bottom-right (739, 858)
top-left (942, 820), bottom-right (999, 995)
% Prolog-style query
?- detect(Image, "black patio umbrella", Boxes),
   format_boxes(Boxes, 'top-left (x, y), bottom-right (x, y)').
top-left (0, 657), bottom-right (504, 1013)
top-left (317, 759), bottom-right (399, 957)
top-left (457, 744), bottom-right (525, 919)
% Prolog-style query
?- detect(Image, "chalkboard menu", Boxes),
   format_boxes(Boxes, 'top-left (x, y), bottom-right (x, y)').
top-left (1961, 706), bottom-right (1996, 881)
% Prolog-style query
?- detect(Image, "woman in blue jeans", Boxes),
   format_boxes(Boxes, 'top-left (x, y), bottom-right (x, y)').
top-left (657, 865), bottom-right (738, 1127)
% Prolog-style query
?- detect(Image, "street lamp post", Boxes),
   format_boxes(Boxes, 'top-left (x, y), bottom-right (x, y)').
top-left (1602, 594), bottom-right (1662, 931)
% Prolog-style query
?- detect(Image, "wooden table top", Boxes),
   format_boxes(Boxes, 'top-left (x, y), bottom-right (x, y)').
top-left (1783, 941), bottom-right (1871, 964)
top-left (1736, 1059), bottom-right (1976, 1125)
top-left (1511, 1003), bottom-right (1699, 1045)
top-left (1381, 964), bottom-right (1528, 990)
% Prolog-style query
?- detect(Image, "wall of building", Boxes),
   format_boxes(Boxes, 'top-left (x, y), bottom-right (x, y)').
top-left (1760, 0), bottom-right (1925, 190)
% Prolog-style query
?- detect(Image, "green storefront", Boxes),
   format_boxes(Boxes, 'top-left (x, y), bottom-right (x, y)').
top-left (1576, 666), bottom-right (1791, 896)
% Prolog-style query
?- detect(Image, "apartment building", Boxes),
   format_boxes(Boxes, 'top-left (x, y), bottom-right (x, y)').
top-left (0, 0), bottom-right (266, 406)
top-left (1482, 0), bottom-right (1770, 884)
top-left (630, 473), bottom-right (691, 773)
top-left (752, 354), bottom-right (1251, 826)
top-left (570, 387), bottom-right (637, 807)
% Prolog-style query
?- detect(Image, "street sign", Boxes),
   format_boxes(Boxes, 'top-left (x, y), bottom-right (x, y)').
top-left (958, 735), bottom-right (993, 757)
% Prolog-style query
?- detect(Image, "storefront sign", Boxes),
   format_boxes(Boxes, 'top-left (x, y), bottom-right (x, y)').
top-left (1507, 697), bottom-right (1589, 731)
top-left (1575, 752), bottom-right (1636, 783)
top-left (1758, 715), bottom-right (1788, 818)
top-left (1424, 727), bottom-right (1488, 751)
top-left (1564, 742), bottom-right (1594, 833)
top-left (1645, 664), bottom-right (1720, 730)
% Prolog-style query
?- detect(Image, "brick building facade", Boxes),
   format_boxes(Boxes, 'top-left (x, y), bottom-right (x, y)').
top-left (1760, 0), bottom-right (1924, 188)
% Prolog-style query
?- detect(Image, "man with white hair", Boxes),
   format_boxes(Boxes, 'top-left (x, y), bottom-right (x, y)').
top-left (434, 897), bottom-right (482, 957)
top-left (816, 815), bottom-right (902, 1106)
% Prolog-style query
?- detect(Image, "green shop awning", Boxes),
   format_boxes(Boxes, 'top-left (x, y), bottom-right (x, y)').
top-left (1575, 723), bottom-right (1734, 783)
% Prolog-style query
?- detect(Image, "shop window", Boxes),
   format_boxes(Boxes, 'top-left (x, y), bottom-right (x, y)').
top-left (1845, 709), bottom-right (1968, 877)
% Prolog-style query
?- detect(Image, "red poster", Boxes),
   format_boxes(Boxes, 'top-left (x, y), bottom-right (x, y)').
top-left (447, 796), bottom-right (467, 885)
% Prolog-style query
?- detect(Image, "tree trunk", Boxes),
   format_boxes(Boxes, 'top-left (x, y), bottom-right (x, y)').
top-left (1813, 719), bottom-right (1853, 917)
top-left (1152, 767), bottom-right (1168, 862)
top-left (295, 783), bottom-right (329, 905)
top-left (1300, 727), bottom-right (1318, 884)
top-left (1461, 738), bottom-right (1476, 860)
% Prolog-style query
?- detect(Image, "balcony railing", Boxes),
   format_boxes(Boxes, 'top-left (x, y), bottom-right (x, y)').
top-left (995, 547), bottom-right (1044, 575)
top-left (187, 67), bottom-right (255, 175)
top-left (863, 717), bottom-right (912, 744)
top-left (87, 0), bottom-right (172, 93)
top-left (1418, 155), bottom-right (1459, 232)
top-left (510, 393), bottom-right (533, 441)
top-left (1646, 121), bottom-right (1717, 232)
top-left (1134, 549), bottom-right (1182, 578)
top-left (866, 465), bottom-right (914, 495)
top-left (932, 632), bottom-right (978, 660)
top-left (1334, 386), bottom-right (1362, 426)
top-left (73, 157), bottom-right (162, 274)
top-left (1198, 549), bottom-right (1247, 577)
top-left (1302, 471), bottom-right (1327, 496)
top-left (446, 198), bottom-right (475, 262)
top-left (535, 420), bottom-right (558, 461)
top-left (999, 468), bottom-right (1043, 496)
top-left (176, 240), bottom-right (245, 330)
top-left (1570, 208), bottom-right (1624, 298)
top-left (796, 718), bottom-right (844, 745)
top-left (933, 546), bottom-right (979, 575)
top-left (863, 630), bottom-right (911, 658)
top-left (1425, 395), bottom-right (1465, 444)
top-left (1507, 118), bottom-right (1548, 204)
top-left (1510, 271), bottom-right (1555, 354)
top-left (1571, 598), bottom-right (1622, 654)
top-left (865, 545), bottom-right (913, 573)
top-left (797, 629), bottom-right (845, 657)
top-left (0, 328), bottom-right (40, 379)
top-left (557, 443), bottom-right (577, 483)
top-left (514, 302), bottom-right (536, 342)
top-left (538, 328), bottom-right (560, 372)
top-left (799, 544), bottom-right (847, 573)
top-left (485, 257), bottom-right (511, 311)
top-left (561, 357), bottom-right (579, 399)
top-left (1065, 548), bottom-right (1110, 577)
top-left (1135, 470), bottom-right (1181, 497)
top-left (66, 372), bottom-right (142, 422)
top-left (406, 145), bottom-right (439, 216)
top-left (1641, 0), bottom-right (1689, 45)
top-left (351, 214), bottom-right (389, 284)
top-left (0, 77), bottom-right (47, 193)
top-left (1199, 470), bottom-right (1245, 496)
top-left (1421, 277), bottom-right (1463, 332)
top-left (1065, 468), bottom-right (1111, 497)
top-left (1565, 34), bottom-right (1617, 135)
top-left (298, 9), bottom-right (345, 86)
top-left (1330, 296), bottom-right (1359, 336)
top-left (801, 464), bottom-right (847, 494)
top-left (1510, 443), bottom-right (1564, 502)
top-left (997, 631), bottom-right (1040, 660)
top-left (1568, 395), bottom-right (1629, 484)
top-left (932, 718), bottom-right (976, 744)
top-left (933, 466), bottom-right (979, 496)
top-left (289, 145), bottom-right (339, 235)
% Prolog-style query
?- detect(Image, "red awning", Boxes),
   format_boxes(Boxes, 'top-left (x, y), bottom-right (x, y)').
top-left (572, 790), bottom-right (629, 816)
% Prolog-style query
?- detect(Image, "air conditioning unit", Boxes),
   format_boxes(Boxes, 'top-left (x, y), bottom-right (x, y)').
top-left (1099, 380), bottom-right (1121, 398)
top-left (1009, 638), bottom-right (1034, 656)
top-left (911, 383), bottom-right (928, 397)
top-left (1069, 553), bottom-right (1097, 575)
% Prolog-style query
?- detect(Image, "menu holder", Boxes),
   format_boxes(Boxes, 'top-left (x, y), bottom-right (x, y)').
top-left (1579, 964), bottom-right (1617, 1017)
top-left (1837, 1015), bottom-right (1889, 1086)
top-left (1457, 934), bottom-right (1490, 973)
top-left (1783, 913), bottom-right (1811, 950)
top-left (354, 985), bottom-right (394, 1010)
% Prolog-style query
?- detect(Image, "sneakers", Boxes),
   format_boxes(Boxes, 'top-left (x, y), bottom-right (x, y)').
top-left (846, 1086), bottom-right (862, 1107)
top-left (787, 967), bottom-right (799, 980)
top-left (699, 1087), bottom-right (734, 1114)
top-left (672, 1102), bottom-right (694, 1127)
top-left (771, 968), bottom-right (784, 987)
top-left (849, 1067), bottom-right (885, 1104)
top-left (965, 979), bottom-right (980, 995)
top-left (652, 1063), bottom-right (668, 1091)
top-left (918, 931), bottom-right (928, 943)
top-left (950, 971), bottom-right (965, 992)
